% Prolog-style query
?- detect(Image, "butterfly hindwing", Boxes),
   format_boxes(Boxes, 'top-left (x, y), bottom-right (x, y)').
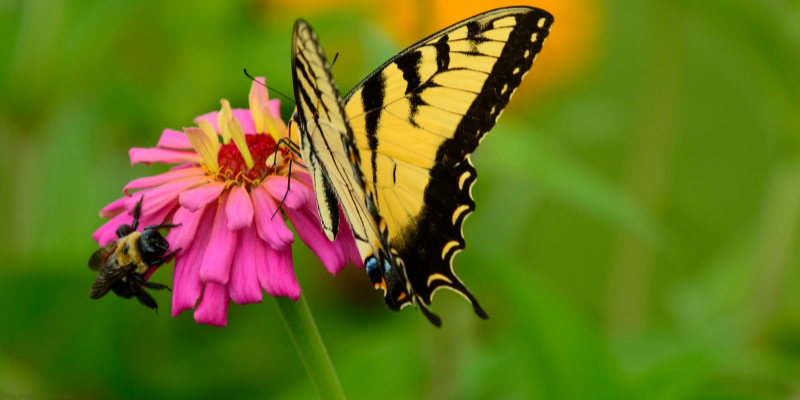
top-left (343, 7), bottom-right (553, 314)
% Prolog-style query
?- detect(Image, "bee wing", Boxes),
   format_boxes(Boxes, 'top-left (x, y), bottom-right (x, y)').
top-left (88, 241), bottom-right (118, 271)
top-left (89, 259), bottom-right (135, 299)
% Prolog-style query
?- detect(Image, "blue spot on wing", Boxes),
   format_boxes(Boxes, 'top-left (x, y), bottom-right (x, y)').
top-left (366, 258), bottom-right (378, 273)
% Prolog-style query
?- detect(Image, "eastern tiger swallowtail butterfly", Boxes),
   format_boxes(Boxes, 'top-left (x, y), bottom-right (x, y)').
top-left (290, 7), bottom-right (553, 326)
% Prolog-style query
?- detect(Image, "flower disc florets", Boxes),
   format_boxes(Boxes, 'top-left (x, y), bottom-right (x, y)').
top-left (216, 134), bottom-right (286, 186)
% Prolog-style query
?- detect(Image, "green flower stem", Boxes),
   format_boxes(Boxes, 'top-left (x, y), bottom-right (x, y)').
top-left (275, 294), bottom-right (346, 400)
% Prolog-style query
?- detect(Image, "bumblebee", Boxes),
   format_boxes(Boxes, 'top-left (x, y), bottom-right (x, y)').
top-left (88, 196), bottom-right (180, 312)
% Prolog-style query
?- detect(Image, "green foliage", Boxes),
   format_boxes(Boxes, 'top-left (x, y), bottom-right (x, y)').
top-left (1, 0), bottom-right (799, 398)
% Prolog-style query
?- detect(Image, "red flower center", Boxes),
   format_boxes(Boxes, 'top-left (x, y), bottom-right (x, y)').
top-left (217, 134), bottom-right (282, 183)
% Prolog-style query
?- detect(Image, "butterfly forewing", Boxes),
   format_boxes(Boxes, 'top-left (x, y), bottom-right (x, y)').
top-left (342, 7), bottom-right (553, 315)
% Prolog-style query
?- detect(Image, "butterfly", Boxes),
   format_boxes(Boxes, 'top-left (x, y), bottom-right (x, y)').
top-left (290, 7), bottom-right (553, 326)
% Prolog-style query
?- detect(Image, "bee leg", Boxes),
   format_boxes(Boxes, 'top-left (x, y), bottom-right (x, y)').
top-left (115, 224), bottom-right (132, 238)
top-left (136, 290), bottom-right (159, 314)
top-left (132, 274), bottom-right (171, 292)
top-left (132, 195), bottom-right (144, 231)
top-left (145, 282), bottom-right (171, 292)
top-left (149, 249), bottom-right (181, 267)
top-left (145, 218), bottom-right (182, 231)
top-left (129, 276), bottom-right (140, 295)
top-left (154, 222), bottom-right (181, 230)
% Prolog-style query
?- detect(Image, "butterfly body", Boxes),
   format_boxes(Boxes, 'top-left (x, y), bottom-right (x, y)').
top-left (291, 7), bottom-right (554, 326)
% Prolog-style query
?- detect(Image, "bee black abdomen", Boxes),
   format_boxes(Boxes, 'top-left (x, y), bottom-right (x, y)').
top-left (111, 279), bottom-right (133, 299)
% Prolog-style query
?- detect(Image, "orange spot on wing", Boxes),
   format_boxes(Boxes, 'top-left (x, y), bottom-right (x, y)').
top-left (374, 277), bottom-right (387, 293)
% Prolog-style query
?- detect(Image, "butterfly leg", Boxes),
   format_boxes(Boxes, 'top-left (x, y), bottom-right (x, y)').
top-left (277, 135), bottom-right (302, 157)
top-left (271, 157), bottom-right (295, 220)
top-left (266, 136), bottom-right (304, 176)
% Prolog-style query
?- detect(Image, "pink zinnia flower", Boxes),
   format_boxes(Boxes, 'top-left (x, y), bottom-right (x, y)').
top-left (92, 78), bottom-right (362, 326)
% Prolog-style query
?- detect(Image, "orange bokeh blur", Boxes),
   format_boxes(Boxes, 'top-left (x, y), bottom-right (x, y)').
top-left (267, 0), bottom-right (602, 105)
top-left (432, 0), bottom-right (602, 104)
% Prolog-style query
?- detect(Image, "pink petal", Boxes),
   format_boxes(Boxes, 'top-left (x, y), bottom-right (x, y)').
top-left (129, 147), bottom-right (202, 166)
top-left (99, 197), bottom-right (127, 219)
top-left (292, 170), bottom-right (313, 187)
top-left (256, 239), bottom-right (301, 300)
top-left (179, 181), bottom-right (225, 212)
top-left (157, 129), bottom-right (194, 149)
top-left (164, 207), bottom-right (187, 246)
top-left (193, 283), bottom-right (230, 327)
top-left (229, 227), bottom-right (263, 305)
top-left (252, 185), bottom-right (294, 250)
top-left (92, 211), bottom-right (131, 246)
top-left (194, 109), bottom-right (259, 135)
top-left (232, 109), bottom-right (257, 134)
top-left (125, 176), bottom-right (210, 216)
top-left (285, 204), bottom-right (347, 275)
top-left (137, 200), bottom-right (179, 230)
top-left (337, 210), bottom-right (364, 269)
top-left (199, 192), bottom-right (238, 285)
top-left (193, 111), bottom-right (220, 132)
top-left (95, 201), bottom-right (178, 247)
top-left (166, 206), bottom-right (205, 250)
top-left (226, 185), bottom-right (254, 231)
top-left (172, 203), bottom-right (217, 317)
top-left (263, 175), bottom-right (310, 210)
top-left (170, 163), bottom-right (196, 171)
top-left (123, 167), bottom-right (206, 195)
top-left (268, 99), bottom-right (282, 119)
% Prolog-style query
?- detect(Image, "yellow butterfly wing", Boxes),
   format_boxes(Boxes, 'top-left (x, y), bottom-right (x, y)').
top-left (291, 20), bottom-right (421, 319)
top-left (343, 7), bottom-right (554, 316)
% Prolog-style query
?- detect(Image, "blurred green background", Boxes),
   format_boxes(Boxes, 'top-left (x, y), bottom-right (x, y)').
top-left (2, 0), bottom-right (800, 398)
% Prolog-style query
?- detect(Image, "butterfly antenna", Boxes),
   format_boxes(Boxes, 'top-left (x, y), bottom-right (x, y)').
top-left (243, 69), bottom-right (296, 106)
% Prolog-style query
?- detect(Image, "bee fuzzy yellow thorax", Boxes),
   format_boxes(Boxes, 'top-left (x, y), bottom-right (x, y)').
top-left (116, 232), bottom-right (149, 274)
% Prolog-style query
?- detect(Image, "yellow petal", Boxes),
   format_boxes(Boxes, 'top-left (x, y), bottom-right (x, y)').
top-left (183, 127), bottom-right (219, 172)
top-left (288, 112), bottom-right (300, 143)
top-left (218, 99), bottom-right (233, 144)
top-left (197, 120), bottom-right (219, 145)
top-left (262, 105), bottom-right (284, 142)
top-left (228, 117), bottom-right (254, 169)
top-left (249, 77), bottom-right (267, 134)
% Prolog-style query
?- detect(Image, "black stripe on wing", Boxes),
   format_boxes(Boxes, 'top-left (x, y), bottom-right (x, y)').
top-left (346, 7), bottom-right (554, 319)
top-left (411, 8), bottom-right (551, 316)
